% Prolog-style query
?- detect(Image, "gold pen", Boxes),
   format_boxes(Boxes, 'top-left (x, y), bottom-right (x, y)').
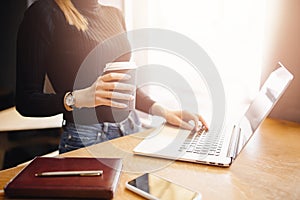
top-left (35, 170), bottom-right (103, 177)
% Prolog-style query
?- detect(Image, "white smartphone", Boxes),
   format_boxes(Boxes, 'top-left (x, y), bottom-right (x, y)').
top-left (125, 173), bottom-right (202, 200)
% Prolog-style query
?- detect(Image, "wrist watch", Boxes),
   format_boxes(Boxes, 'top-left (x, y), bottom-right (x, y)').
top-left (65, 92), bottom-right (75, 111)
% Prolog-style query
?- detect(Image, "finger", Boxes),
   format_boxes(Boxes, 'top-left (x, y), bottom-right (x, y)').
top-left (101, 73), bottom-right (131, 82)
top-left (180, 111), bottom-right (209, 131)
top-left (179, 121), bottom-right (194, 130)
top-left (110, 100), bottom-right (128, 108)
top-left (96, 97), bottom-right (128, 108)
top-left (197, 114), bottom-right (209, 131)
top-left (168, 115), bottom-right (194, 130)
top-left (96, 91), bottom-right (134, 100)
top-left (176, 111), bottom-right (199, 131)
top-left (181, 111), bottom-right (200, 130)
top-left (99, 82), bottom-right (135, 91)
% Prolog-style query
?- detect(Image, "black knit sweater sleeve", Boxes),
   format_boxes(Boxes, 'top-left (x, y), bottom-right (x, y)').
top-left (136, 88), bottom-right (156, 113)
top-left (16, 1), bottom-right (65, 117)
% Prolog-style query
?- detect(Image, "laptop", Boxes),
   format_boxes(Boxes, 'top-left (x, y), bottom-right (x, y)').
top-left (133, 62), bottom-right (294, 167)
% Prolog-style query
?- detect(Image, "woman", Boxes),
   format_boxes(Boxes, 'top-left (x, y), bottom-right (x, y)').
top-left (16, 0), bottom-right (208, 153)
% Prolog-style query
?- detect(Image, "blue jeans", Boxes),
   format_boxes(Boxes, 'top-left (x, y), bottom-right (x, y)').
top-left (59, 111), bottom-right (141, 154)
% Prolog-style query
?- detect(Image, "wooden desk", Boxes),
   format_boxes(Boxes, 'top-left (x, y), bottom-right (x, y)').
top-left (0, 118), bottom-right (299, 200)
top-left (0, 107), bottom-right (63, 132)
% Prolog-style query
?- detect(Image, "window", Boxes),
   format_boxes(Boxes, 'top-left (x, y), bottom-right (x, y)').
top-left (125, 0), bottom-right (268, 119)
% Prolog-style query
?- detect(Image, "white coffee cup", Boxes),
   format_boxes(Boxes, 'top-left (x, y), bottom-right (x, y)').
top-left (103, 62), bottom-right (137, 110)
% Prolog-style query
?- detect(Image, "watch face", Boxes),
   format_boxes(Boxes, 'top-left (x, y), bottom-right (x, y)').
top-left (66, 93), bottom-right (75, 106)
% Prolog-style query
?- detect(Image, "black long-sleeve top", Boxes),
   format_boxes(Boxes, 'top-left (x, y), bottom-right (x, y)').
top-left (16, 0), bottom-right (155, 124)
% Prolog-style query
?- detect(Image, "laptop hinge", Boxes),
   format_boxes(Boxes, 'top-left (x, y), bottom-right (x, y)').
top-left (227, 125), bottom-right (241, 160)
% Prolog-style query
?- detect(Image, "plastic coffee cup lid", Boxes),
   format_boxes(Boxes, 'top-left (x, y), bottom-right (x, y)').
top-left (104, 62), bottom-right (137, 72)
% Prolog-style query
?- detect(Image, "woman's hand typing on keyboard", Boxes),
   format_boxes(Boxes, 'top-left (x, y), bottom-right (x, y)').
top-left (150, 103), bottom-right (209, 131)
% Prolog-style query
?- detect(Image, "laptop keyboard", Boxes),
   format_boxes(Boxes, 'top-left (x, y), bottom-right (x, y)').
top-left (178, 128), bottom-right (225, 157)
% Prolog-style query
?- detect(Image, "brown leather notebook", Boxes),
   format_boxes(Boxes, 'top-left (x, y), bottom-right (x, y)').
top-left (4, 157), bottom-right (122, 199)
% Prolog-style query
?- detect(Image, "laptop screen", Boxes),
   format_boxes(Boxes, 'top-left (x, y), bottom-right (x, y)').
top-left (239, 63), bottom-right (294, 142)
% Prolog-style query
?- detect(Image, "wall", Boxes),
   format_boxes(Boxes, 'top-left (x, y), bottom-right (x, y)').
top-left (262, 0), bottom-right (300, 123)
top-left (0, 0), bottom-right (27, 110)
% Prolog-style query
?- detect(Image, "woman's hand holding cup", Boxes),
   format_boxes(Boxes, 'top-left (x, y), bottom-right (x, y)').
top-left (73, 71), bottom-right (135, 109)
